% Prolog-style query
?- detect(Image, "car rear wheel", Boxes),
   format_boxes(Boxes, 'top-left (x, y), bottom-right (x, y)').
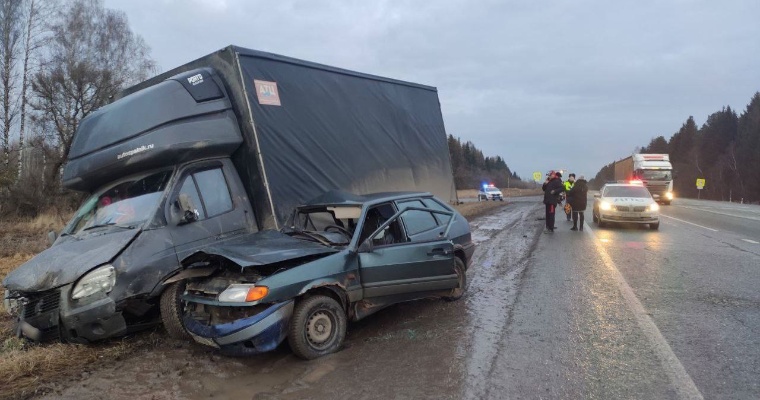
top-left (650, 222), bottom-right (660, 230)
top-left (444, 258), bottom-right (467, 301)
top-left (288, 295), bottom-right (346, 360)
top-left (160, 281), bottom-right (190, 340)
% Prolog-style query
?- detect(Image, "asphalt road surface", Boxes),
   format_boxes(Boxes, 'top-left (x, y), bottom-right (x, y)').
top-left (43, 197), bottom-right (759, 399)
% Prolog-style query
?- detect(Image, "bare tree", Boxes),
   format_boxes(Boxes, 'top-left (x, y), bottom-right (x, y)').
top-left (31, 0), bottom-right (156, 182)
top-left (16, 0), bottom-right (55, 182)
top-left (0, 0), bottom-right (22, 168)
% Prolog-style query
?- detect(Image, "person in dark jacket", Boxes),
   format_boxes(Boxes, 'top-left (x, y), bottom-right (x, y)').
top-left (568, 175), bottom-right (588, 231)
top-left (542, 171), bottom-right (565, 232)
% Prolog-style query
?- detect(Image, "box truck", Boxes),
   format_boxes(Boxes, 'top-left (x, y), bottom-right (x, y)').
top-left (2, 46), bottom-right (456, 343)
top-left (614, 154), bottom-right (674, 204)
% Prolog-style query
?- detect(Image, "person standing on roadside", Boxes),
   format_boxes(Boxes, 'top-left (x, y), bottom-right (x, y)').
top-left (542, 171), bottom-right (565, 233)
top-left (563, 173), bottom-right (576, 221)
top-left (568, 175), bottom-right (588, 231)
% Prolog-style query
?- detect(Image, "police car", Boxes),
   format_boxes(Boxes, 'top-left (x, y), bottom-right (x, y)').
top-left (478, 184), bottom-right (504, 201)
top-left (592, 181), bottom-right (660, 230)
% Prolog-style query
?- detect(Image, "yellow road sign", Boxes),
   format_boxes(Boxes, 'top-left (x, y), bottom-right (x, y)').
top-left (696, 178), bottom-right (705, 189)
top-left (532, 171), bottom-right (542, 182)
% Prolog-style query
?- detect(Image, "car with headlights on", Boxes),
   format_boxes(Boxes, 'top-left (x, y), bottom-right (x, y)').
top-left (177, 190), bottom-right (474, 359)
top-left (592, 183), bottom-right (660, 230)
top-left (477, 184), bottom-right (504, 201)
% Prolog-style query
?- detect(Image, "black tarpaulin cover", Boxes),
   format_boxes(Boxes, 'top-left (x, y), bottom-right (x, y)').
top-left (234, 48), bottom-right (456, 227)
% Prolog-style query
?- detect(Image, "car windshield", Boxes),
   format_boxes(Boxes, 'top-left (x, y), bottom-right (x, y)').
top-left (66, 171), bottom-right (172, 234)
top-left (285, 205), bottom-right (362, 245)
top-left (486, 187), bottom-right (500, 192)
top-left (604, 186), bottom-right (651, 198)
top-left (638, 169), bottom-right (672, 181)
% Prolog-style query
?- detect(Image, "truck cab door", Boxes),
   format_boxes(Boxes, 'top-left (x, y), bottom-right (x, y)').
top-left (167, 160), bottom-right (249, 262)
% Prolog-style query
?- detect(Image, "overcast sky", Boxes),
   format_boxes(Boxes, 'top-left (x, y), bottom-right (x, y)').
top-left (104, 0), bottom-right (760, 181)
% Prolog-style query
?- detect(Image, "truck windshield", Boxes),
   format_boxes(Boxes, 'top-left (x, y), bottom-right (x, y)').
top-left (637, 170), bottom-right (672, 181)
top-left (66, 171), bottom-right (172, 234)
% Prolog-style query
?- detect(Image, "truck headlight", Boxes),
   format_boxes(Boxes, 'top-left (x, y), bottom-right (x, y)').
top-left (600, 201), bottom-right (612, 211)
top-left (647, 203), bottom-right (660, 212)
top-left (665, 192), bottom-right (674, 200)
top-left (72, 265), bottom-right (116, 300)
top-left (3, 290), bottom-right (20, 315)
top-left (218, 284), bottom-right (269, 303)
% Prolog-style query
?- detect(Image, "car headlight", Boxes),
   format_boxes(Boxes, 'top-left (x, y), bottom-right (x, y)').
top-left (648, 203), bottom-right (660, 212)
top-left (218, 284), bottom-right (269, 303)
top-left (665, 192), bottom-right (674, 200)
top-left (71, 265), bottom-right (116, 300)
top-left (600, 201), bottom-right (612, 211)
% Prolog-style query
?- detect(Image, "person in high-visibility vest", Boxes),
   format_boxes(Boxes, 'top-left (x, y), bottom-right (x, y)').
top-left (563, 173), bottom-right (576, 221)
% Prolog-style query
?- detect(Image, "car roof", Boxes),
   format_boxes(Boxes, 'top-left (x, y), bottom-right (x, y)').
top-left (302, 190), bottom-right (433, 207)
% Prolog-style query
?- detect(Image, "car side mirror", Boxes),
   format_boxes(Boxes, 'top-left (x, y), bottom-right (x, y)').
top-left (178, 193), bottom-right (199, 224)
top-left (47, 231), bottom-right (57, 247)
top-left (593, 193), bottom-right (601, 198)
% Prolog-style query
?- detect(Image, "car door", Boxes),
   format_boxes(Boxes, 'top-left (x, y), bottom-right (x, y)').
top-left (358, 202), bottom-right (457, 299)
top-left (168, 161), bottom-right (248, 262)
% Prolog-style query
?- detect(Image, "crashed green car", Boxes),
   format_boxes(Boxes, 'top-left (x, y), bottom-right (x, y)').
top-left (176, 190), bottom-right (475, 359)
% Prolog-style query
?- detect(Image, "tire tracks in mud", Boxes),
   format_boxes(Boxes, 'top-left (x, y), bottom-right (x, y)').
top-left (461, 201), bottom-right (544, 399)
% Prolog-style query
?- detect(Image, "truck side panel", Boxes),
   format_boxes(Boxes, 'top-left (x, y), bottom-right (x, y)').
top-left (614, 156), bottom-right (634, 181)
top-left (237, 51), bottom-right (456, 227)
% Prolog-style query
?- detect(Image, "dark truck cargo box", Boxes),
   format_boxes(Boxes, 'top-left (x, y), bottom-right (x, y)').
top-left (105, 45), bottom-right (457, 229)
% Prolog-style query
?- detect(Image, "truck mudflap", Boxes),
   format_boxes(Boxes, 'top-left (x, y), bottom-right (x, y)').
top-left (183, 300), bottom-right (294, 353)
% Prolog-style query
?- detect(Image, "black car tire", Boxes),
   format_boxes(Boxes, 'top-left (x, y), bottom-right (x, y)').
top-left (650, 222), bottom-right (660, 230)
top-left (592, 213), bottom-right (598, 223)
top-left (288, 295), bottom-right (346, 360)
top-left (160, 281), bottom-right (190, 340)
top-left (444, 257), bottom-right (467, 302)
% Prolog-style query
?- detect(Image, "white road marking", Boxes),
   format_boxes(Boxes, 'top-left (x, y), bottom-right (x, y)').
top-left (676, 205), bottom-right (760, 222)
top-left (741, 239), bottom-right (759, 244)
top-left (584, 224), bottom-right (704, 400)
top-left (659, 214), bottom-right (718, 232)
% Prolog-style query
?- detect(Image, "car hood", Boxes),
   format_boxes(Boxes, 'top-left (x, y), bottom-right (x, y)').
top-left (2, 229), bottom-right (140, 293)
top-left (182, 230), bottom-right (339, 269)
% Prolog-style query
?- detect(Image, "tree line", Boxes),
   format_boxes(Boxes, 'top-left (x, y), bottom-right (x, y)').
top-left (590, 92), bottom-right (760, 203)
top-left (447, 135), bottom-right (530, 190)
top-left (0, 0), bottom-right (155, 216)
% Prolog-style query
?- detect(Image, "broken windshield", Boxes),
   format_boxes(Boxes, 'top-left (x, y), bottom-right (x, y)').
top-left (66, 170), bottom-right (172, 235)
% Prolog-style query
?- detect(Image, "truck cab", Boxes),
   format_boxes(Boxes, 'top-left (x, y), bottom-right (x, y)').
top-left (632, 154), bottom-right (674, 205)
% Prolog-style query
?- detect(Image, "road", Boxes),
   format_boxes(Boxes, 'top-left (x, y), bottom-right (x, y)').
top-left (42, 197), bottom-right (760, 399)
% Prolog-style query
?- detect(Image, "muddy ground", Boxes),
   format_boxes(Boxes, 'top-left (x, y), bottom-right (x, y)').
top-left (35, 199), bottom-right (544, 400)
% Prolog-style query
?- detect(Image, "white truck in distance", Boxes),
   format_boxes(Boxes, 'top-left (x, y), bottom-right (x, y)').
top-left (614, 154), bottom-right (674, 205)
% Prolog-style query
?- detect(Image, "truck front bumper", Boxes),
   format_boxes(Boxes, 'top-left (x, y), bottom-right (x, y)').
top-left (14, 284), bottom-right (127, 343)
top-left (183, 300), bottom-right (294, 354)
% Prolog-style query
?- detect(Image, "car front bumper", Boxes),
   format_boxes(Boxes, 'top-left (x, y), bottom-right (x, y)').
top-left (183, 300), bottom-right (294, 354)
top-left (599, 211), bottom-right (659, 224)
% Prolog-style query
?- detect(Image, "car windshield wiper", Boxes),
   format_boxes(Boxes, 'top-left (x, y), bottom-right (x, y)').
top-left (82, 222), bottom-right (136, 232)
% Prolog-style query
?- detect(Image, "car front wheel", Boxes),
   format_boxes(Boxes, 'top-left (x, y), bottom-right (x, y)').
top-left (160, 281), bottom-right (190, 340)
top-left (650, 222), bottom-right (660, 230)
top-left (288, 295), bottom-right (347, 360)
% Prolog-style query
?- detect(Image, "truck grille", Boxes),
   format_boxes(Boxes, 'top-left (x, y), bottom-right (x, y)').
top-left (22, 289), bottom-right (61, 319)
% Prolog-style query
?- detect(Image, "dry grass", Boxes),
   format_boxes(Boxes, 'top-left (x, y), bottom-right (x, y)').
top-left (453, 201), bottom-right (508, 220)
top-left (0, 213), bottom-right (68, 257)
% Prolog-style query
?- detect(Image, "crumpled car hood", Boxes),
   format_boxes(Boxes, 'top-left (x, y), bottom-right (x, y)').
top-left (2, 229), bottom-right (139, 292)
top-left (182, 230), bottom-right (338, 268)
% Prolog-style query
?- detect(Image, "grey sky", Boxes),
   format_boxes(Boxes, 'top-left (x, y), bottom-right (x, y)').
top-left (104, 0), bottom-right (760, 180)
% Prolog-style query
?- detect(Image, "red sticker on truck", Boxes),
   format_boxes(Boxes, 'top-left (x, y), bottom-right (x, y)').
top-left (253, 80), bottom-right (281, 106)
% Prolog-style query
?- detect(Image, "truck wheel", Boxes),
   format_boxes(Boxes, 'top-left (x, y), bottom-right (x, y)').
top-left (288, 295), bottom-right (346, 360)
top-left (444, 258), bottom-right (467, 301)
top-left (650, 222), bottom-right (660, 230)
top-left (160, 281), bottom-right (190, 340)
